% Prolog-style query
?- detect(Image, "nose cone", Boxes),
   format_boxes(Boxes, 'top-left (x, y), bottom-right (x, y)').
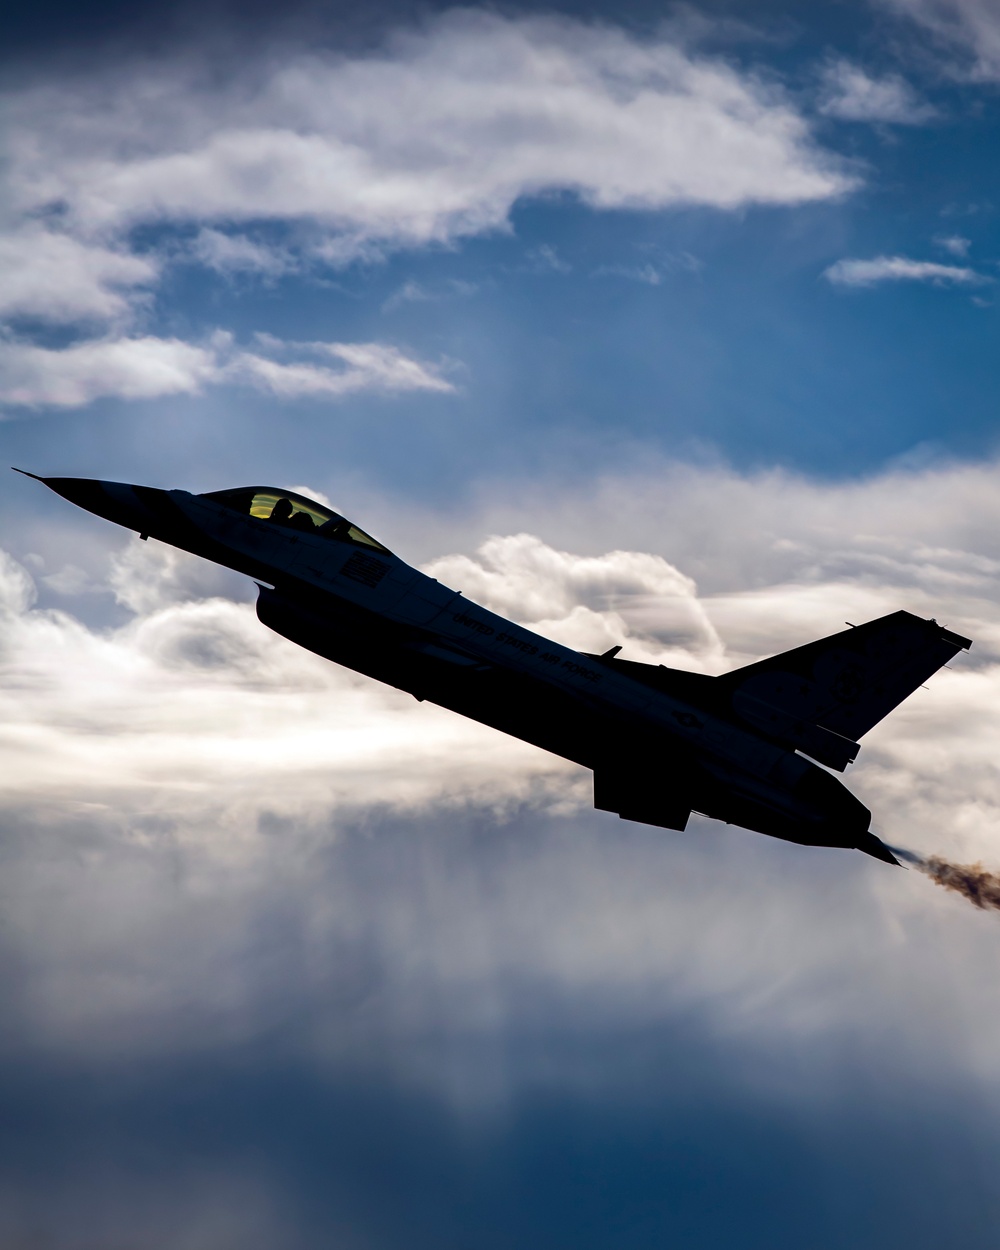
top-left (26, 474), bottom-right (114, 514)
top-left (13, 469), bottom-right (170, 537)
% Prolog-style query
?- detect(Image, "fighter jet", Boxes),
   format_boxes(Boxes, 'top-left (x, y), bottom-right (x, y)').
top-left (16, 470), bottom-right (972, 865)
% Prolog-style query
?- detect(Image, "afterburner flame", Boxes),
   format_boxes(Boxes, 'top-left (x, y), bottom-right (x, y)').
top-left (894, 848), bottom-right (1000, 913)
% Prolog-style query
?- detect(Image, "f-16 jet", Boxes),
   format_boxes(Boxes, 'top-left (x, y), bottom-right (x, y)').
top-left (17, 470), bottom-right (972, 866)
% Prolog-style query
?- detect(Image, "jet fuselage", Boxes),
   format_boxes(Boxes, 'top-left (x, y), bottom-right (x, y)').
top-left (25, 474), bottom-right (970, 865)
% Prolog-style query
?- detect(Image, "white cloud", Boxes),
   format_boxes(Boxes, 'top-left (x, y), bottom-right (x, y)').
top-left (0, 9), bottom-right (854, 421)
top-left (817, 59), bottom-right (936, 123)
top-left (936, 233), bottom-right (972, 255)
top-left (0, 335), bottom-right (217, 407)
top-left (426, 532), bottom-right (723, 667)
top-left (3, 13), bottom-right (850, 260)
top-left (0, 225), bottom-right (157, 323)
top-left (381, 278), bottom-right (478, 313)
top-left (823, 254), bottom-right (990, 286)
top-left (0, 12), bottom-right (853, 410)
top-left (381, 279), bottom-right (434, 311)
top-left (880, 0), bottom-right (1000, 80)
top-left (0, 332), bottom-right (454, 410)
top-left (592, 262), bottom-right (664, 285)
top-left (188, 227), bottom-right (295, 276)
top-left (40, 563), bottom-right (100, 596)
top-left (456, 458), bottom-right (1000, 617)
top-left (522, 243), bottom-right (572, 274)
top-left (0, 539), bottom-right (579, 835)
top-left (228, 340), bottom-right (456, 398)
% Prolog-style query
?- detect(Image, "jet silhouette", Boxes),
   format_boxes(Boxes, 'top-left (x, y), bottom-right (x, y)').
top-left (17, 470), bottom-right (972, 865)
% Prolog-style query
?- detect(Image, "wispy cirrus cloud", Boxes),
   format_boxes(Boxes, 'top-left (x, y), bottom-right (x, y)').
top-left (823, 254), bottom-right (991, 286)
top-left (227, 338), bottom-right (457, 399)
top-left (936, 233), bottom-right (972, 256)
top-left (187, 228), bottom-right (296, 278)
top-left (592, 262), bottom-right (666, 285)
top-left (879, 0), bottom-right (1000, 80)
top-left (817, 59), bottom-right (937, 123)
top-left (381, 278), bottom-right (479, 314)
top-left (0, 333), bottom-right (454, 410)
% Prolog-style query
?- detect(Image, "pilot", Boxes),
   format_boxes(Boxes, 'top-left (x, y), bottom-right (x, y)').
top-left (268, 498), bottom-right (294, 525)
top-left (268, 497), bottom-right (318, 533)
top-left (288, 510), bottom-right (316, 532)
top-left (317, 515), bottom-right (351, 539)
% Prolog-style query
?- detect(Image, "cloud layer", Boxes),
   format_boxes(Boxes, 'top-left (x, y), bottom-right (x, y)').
top-left (6, 12), bottom-right (849, 248)
top-left (7, 457), bottom-right (1000, 1241)
top-left (0, 9), bottom-right (852, 412)
top-left (7, 456), bottom-right (1000, 1044)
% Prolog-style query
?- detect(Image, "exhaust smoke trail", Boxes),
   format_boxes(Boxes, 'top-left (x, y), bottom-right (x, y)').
top-left (891, 847), bottom-right (1000, 912)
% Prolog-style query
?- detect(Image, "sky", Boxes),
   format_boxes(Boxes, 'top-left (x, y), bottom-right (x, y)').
top-left (5, 0), bottom-right (1000, 1245)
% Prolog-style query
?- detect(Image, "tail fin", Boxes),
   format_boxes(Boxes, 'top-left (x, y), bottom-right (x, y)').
top-left (718, 611), bottom-right (971, 770)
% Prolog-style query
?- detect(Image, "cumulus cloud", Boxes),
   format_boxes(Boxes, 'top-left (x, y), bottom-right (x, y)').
top-left (426, 533), bottom-right (724, 667)
top-left (823, 254), bottom-right (990, 286)
top-left (817, 59), bottom-right (937, 123)
top-left (0, 523), bottom-right (734, 831)
top-left (0, 534), bottom-right (597, 916)
top-left (0, 332), bottom-right (454, 410)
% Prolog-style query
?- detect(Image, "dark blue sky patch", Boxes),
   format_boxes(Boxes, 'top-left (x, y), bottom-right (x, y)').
top-left (0, 1037), bottom-right (998, 1249)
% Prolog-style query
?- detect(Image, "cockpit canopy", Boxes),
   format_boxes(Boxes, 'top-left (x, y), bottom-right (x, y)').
top-left (200, 487), bottom-right (391, 555)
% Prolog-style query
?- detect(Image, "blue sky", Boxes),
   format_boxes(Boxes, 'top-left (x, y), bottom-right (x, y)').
top-left (5, 1), bottom-right (1000, 1246)
top-left (4, 0), bottom-right (1000, 511)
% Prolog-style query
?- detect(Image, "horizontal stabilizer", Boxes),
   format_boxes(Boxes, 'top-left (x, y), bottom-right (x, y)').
top-left (719, 611), bottom-right (971, 745)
